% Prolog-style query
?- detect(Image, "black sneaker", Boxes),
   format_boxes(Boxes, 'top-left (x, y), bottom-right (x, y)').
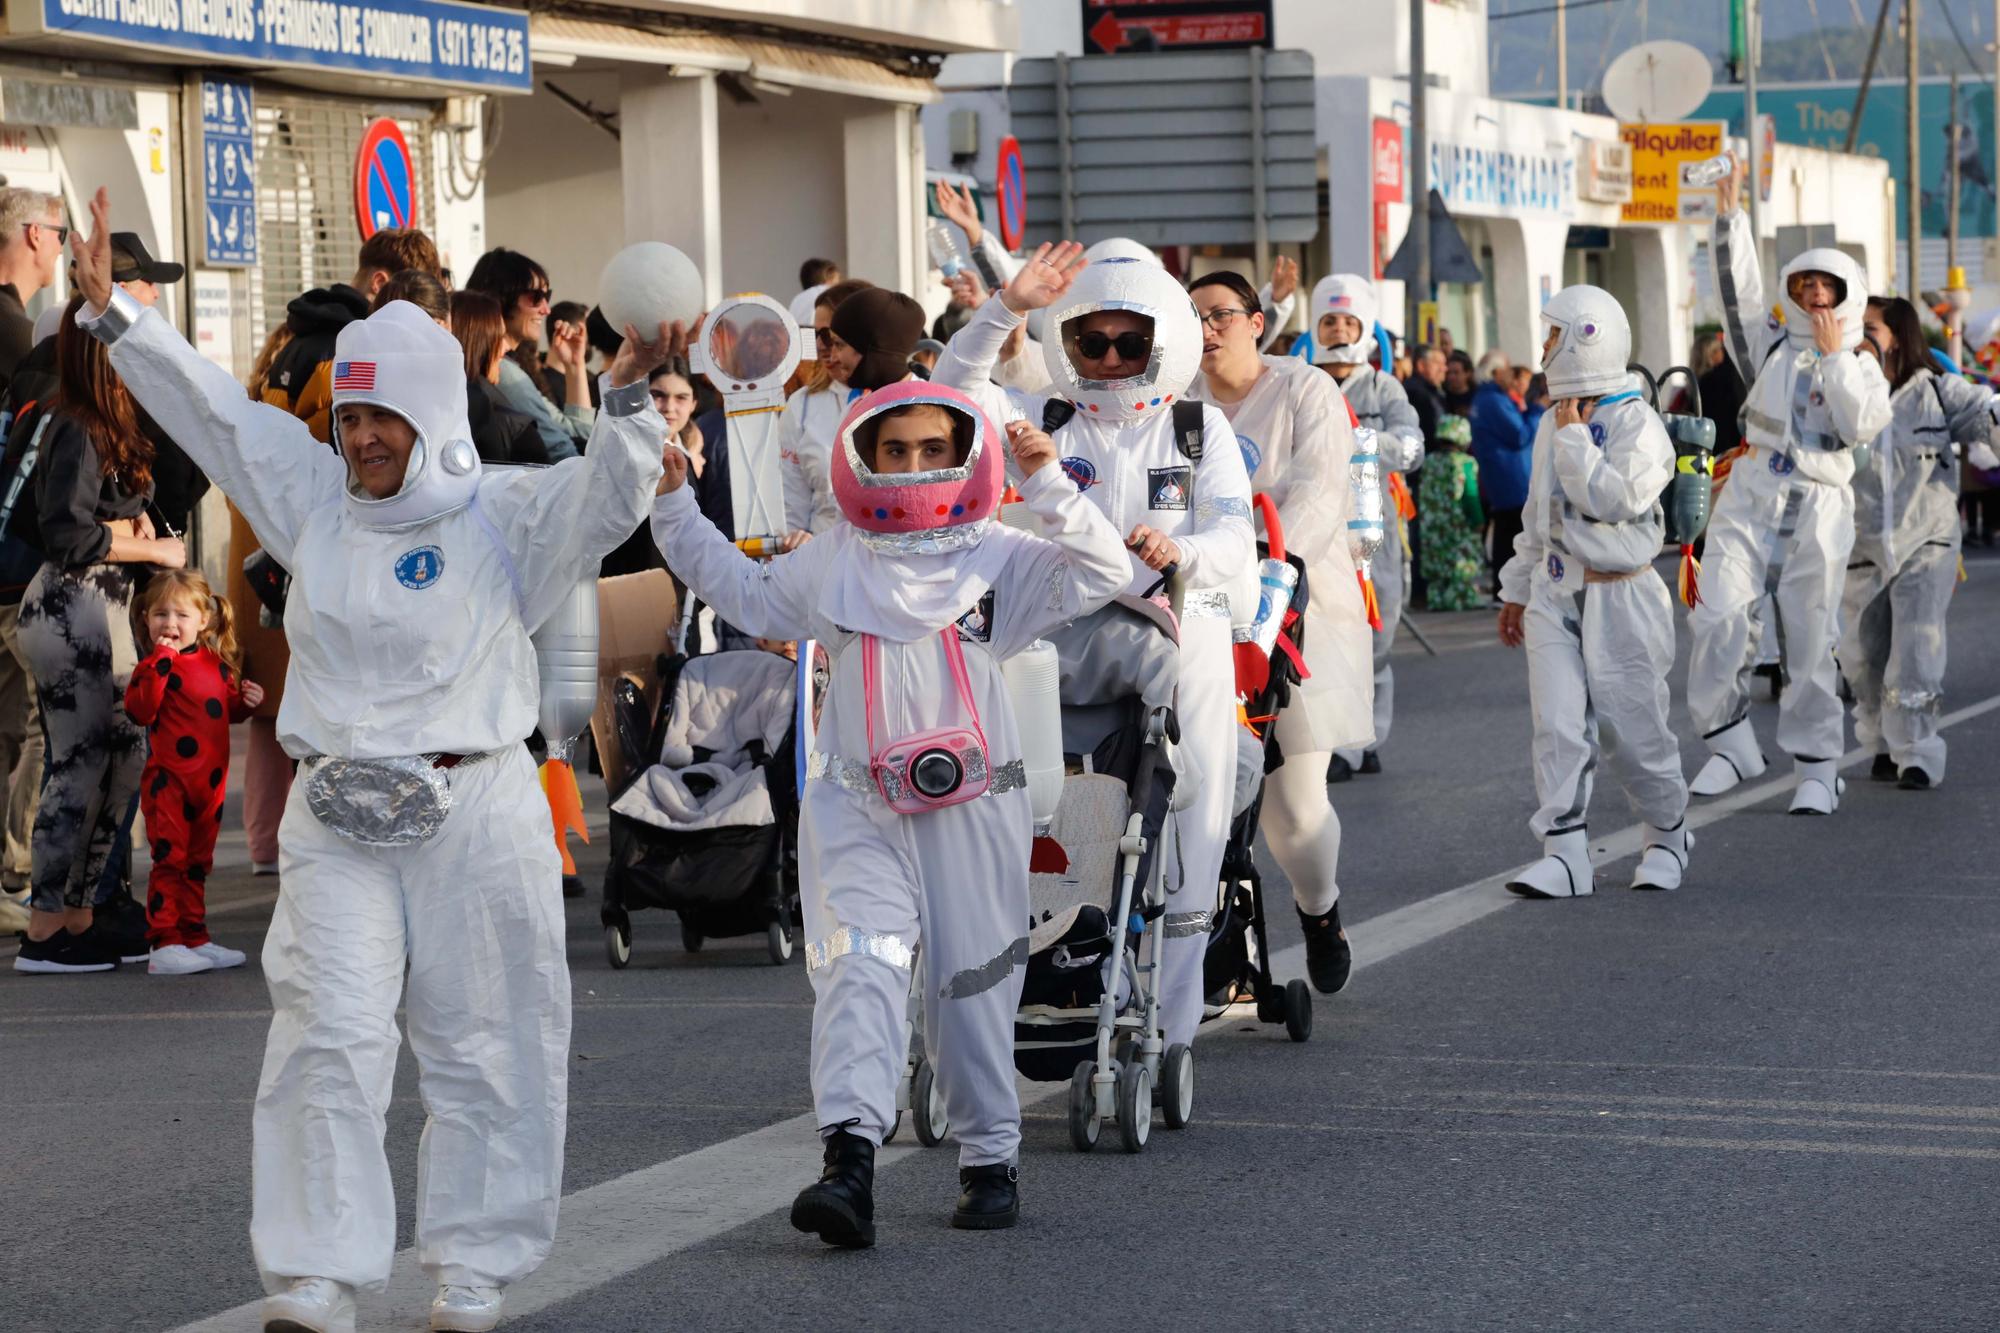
top-left (1359, 750), bottom-right (1382, 775)
top-left (951, 1163), bottom-right (1020, 1230)
top-left (1326, 754), bottom-right (1355, 784)
top-left (94, 893), bottom-right (152, 963)
top-left (1298, 904), bottom-right (1352, 994)
top-left (14, 928), bottom-right (121, 974)
top-left (1870, 754), bottom-right (1898, 781)
top-left (1898, 766), bottom-right (1933, 790)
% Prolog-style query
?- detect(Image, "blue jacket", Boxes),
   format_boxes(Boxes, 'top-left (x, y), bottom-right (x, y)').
top-left (1468, 380), bottom-right (1538, 511)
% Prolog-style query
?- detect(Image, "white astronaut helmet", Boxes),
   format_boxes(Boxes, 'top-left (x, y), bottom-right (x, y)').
top-left (1778, 247), bottom-right (1868, 353)
top-left (1539, 284), bottom-right (1632, 400)
top-left (1081, 237), bottom-right (1161, 267)
top-left (1042, 257), bottom-right (1202, 424)
top-left (1309, 273), bottom-right (1378, 366)
top-left (330, 300), bottom-right (482, 530)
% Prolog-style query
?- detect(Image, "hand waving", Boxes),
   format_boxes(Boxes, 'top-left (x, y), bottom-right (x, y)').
top-left (608, 320), bottom-right (690, 390)
top-left (70, 187), bottom-right (114, 314)
top-left (1000, 242), bottom-right (1088, 316)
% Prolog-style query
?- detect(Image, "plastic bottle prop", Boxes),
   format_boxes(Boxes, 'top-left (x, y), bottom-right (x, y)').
top-left (1348, 425), bottom-right (1387, 630)
top-left (1000, 640), bottom-right (1065, 832)
top-left (532, 579), bottom-right (601, 874)
top-left (687, 293), bottom-right (813, 556)
top-left (1235, 493), bottom-right (1303, 706)
top-left (1637, 363), bottom-right (1717, 607)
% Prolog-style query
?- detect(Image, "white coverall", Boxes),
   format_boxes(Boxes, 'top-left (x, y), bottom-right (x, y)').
top-left (937, 296), bottom-right (1257, 1050)
top-left (1327, 365), bottom-right (1423, 762)
top-left (1839, 366), bottom-right (1997, 783)
top-left (652, 466), bottom-right (1127, 1164)
top-left (93, 299), bottom-right (664, 1292)
top-left (1691, 209), bottom-right (1892, 784)
top-left (1500, 392), bottom-right (1688, 842)
top-left (1190, 355), bottom-right (1373, 914)
top-left (779, 383), bottom-right (851, 534)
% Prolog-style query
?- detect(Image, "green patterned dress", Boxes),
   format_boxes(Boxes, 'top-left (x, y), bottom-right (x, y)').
top-left (1419, 416), bottom-right (1485, 611)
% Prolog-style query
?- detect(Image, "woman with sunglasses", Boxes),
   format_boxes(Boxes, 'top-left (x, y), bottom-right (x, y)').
top-left (465, 248), bottom-right (592, 463)
top-left (780, 278), bottom-right (876, 538)
top-left (1184, 271), bottom-right (1372, 995)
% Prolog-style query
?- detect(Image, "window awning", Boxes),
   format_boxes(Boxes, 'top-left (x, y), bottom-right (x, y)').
top-left (530, 15), bottom-right (938, 105)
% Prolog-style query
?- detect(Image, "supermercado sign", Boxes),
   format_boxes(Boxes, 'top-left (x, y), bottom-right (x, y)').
top-left (28, 0), bottom-right (529, 92)
top-left (1427, 138), bottom-right (1576, 219)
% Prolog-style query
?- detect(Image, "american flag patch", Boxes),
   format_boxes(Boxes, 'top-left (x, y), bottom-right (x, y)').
top-left (333, 361), bottom-right (377, 391)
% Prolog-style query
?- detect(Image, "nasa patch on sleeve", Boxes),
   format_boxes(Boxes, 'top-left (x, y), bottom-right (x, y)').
top-left (1147, 466), bottom-right (1191, 511)
top-left (394, 545), bottom-right (445, 590)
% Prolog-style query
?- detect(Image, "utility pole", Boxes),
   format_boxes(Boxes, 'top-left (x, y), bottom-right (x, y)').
top-left (1949, 73), bottom-right (1961, 276)
top-left (1556, 0), bottom-right (1568, 112)
top-left (1745, 0), bottom-right (1762, 246)
top-left (1408, 0), bottom-right (1430, 342)
top-left (1906, 0), bottom-right (1921, 297)
top-left (1846, 0), bottom-right (1893, 154)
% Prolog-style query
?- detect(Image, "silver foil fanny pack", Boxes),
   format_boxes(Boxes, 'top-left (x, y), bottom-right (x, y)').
top-left (302, 753), bottom-right (487, 847)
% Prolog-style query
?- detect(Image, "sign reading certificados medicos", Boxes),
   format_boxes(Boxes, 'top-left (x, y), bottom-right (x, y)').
top-left (1620, 121), bottom-right (1727, 224)
top-left (24, 0), bottom-right (530, 92)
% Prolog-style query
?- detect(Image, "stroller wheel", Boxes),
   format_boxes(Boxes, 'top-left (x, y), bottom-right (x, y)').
top-left (911, 1059), bottom-right (950, 1148)
top-left (1160, 1044), bottom-right (1194, 1130)
top-left (1284, 979), bottom-right (1313, 1043)
top-left (1116, 1061), bottom-right (1152, 1153)
top-left (1067, 1062), bottom-right (1102, 1153)
top-left (766, 921), bottom-right (794, 965)
top-left (604, 923), bottom-right (631, 970)
top-left (681, 921), bottom-right (704, 953)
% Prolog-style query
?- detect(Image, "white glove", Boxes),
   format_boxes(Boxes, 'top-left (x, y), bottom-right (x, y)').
top-left (1968, 441), bottom-right (2000, 472)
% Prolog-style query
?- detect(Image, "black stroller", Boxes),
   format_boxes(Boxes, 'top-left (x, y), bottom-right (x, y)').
top-left (600, 646), bottom-right (802, 967)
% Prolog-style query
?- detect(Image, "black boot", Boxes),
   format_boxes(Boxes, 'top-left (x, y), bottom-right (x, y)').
top-left (1358, 750), bottom-right (1382, 775)
top-left (790, 1129), bottom-right (875, 1248)
top-left (1326, 754), bottom-right (1355, 784)
top-left (1298, 904), bottom-right (1352, 994)
top-left (951, 1163), bottom-right (1020, 1230)
top-left (1898, 766), bottom-right (1934, 790)
top-left (1870, 754), bottom-right (1898, 782)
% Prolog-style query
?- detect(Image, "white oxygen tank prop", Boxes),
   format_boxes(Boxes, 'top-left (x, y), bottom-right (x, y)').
top-left (597, 242), bottom-right (704, 341)
top-left (1001, 640), bottom-right (1065, 831)
top-left (532, 578), bottom-right (601, 765)
top-left (1348, 425), bottom-right (1387, 630)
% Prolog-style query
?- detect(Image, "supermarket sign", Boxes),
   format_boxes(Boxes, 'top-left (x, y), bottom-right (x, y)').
top-left (22, 0), bottom-right (530, 92)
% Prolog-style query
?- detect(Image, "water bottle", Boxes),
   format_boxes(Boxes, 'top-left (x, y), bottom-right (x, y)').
top-left (1000, 640), bottom-right (1065, 832)
top-left (532, 578), bottom-right (601, 765)
top-left (1684, 153), bottom-right (1733, 188)
top-left (926, 219), bottom-right (964, 279)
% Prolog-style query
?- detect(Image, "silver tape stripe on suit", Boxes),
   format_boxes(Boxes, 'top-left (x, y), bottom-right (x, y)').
top-left (805, 926), bottom-right (915, 974)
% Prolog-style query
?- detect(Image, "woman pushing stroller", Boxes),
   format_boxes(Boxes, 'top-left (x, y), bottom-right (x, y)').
top-left (650, 378), bottom-right (1128, 1245)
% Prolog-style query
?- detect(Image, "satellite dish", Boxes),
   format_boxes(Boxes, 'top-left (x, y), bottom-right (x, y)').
top-left (1600, 40), bottom-right (1714, 122)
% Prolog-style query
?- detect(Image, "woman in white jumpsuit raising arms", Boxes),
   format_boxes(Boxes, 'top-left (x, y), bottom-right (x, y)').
top-left (936, 248), bottom-right (1257, 1053)
top-left (69, 191), bottom-right (681, 1333)
top-left (1183, 270), bottom-right (1374, 992)
top-left (653, 379), bottom-right (1127, 1246)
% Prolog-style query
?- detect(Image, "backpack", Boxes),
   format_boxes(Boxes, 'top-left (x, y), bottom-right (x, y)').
top-left (1041, 397), bottom-right (1205, 463)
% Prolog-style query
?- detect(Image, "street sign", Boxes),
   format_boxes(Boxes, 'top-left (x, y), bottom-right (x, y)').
top-left (1009, 48), bottom-right (1318, 249)
top-left (995, 135), bottom-right (1027, 252)
top-left (198, 77), bottom-right (255, 268)
top-left (354, 119), bottom-right (416, 240)
top-left (1619, 121), bottom-right (1728, 225)
top-left (1081, 0), bottom-right (1272, 56)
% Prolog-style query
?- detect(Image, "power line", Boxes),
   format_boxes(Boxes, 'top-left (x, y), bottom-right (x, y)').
top-left (1932, 0), bottom-right (1995, 85)
top-left (1488, 0), bottom-right (1624, 21)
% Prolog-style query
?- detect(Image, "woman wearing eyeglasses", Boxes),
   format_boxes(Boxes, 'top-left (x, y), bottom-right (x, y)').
top-left (1184, 271), bottom-right (1372, 996)
top-left (465, 248), bottom-right (593, 463)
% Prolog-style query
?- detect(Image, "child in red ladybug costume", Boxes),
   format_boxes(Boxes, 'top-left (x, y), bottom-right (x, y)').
top-left (124, 569), bottom-right (263, 975)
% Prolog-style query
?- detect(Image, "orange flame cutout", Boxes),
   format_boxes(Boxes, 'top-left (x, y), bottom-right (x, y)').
top-left (1358, 569), bottom-right (1383, 631)
top-left (540, 758), bottom-right (589, 876)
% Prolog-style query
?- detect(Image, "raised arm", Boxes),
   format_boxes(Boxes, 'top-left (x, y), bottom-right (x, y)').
top-left (934, 295), bottom-right (1022, 394)
top-left (1935, 369), bottom-right (2000, 451)
top-left (1713, 203), bottom-right (1779, 376)
top-left (650, 444), bottom-right (821, 640)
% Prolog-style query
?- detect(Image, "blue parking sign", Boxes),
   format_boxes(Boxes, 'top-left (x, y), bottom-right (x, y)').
top-left (200, 78), bottom-right (255, 267)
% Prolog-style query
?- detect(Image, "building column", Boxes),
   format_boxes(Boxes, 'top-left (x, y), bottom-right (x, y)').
top-left (1485, 216), bottom-right (1570, 360)
top-left (621, 70), bottom-right (723, 307)
top-left (843, 103), bottom-right (918, 294)
top-left (1624, 224), bottom-right (1684, 374)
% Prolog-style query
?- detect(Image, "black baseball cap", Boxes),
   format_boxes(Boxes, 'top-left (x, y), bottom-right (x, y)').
top-left (110, 232), bottom-right (184, 285)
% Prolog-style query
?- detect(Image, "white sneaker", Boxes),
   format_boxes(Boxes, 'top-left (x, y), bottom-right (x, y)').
top-left (1505, 829), bottom-right (1594, 899)
top-left (0, 890), bottom-right (28, 933)
top-left (430, 1283), bottom-right (505, 1332)
top-left (1787, 759), bottom-right (1845, 815)
top-left (1631, 824), bottom-right (1695, 891)
top-left (1689, 719), bottom-right (1766, 796)
top-left (262, 1276), bottom-right (357, 1333)
top-left (251, 861), bottom-right (280, 877)
top-left (148, 944), bottom-right (215, 975)
top-left (194, 940), bottom-right (248, 969)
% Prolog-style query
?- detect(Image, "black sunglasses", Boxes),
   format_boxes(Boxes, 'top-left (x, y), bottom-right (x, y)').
top-left (28, 221), bottom-right (69, 245)
top-left (1073, 330), bottom-right (1153, 362)
top-left (524, 286), bottom-right (552, 306)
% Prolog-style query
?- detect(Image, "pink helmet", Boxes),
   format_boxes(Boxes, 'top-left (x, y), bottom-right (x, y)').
top-left (832, 381), bottom-right (1005, 555)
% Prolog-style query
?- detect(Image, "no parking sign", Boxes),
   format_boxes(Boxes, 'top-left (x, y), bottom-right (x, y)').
top-left (995, 135), bottom-right (1026, 253)
top-left (354, 118), bottom-right (416, 240)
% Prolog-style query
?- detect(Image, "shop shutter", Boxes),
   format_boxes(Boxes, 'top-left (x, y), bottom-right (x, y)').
top-left (250, 91), bottom-right (438, 343)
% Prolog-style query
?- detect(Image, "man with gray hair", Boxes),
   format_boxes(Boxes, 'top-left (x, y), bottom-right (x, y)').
top-left (0, 188), bottom-right (65, 384)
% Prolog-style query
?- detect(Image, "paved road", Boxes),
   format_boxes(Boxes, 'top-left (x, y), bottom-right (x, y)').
top-left (7, 553), bottom-right (1999, 1332)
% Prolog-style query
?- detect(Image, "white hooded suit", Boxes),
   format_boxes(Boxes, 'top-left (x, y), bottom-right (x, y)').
top-left (84, 292), bottom-right (666, 1295)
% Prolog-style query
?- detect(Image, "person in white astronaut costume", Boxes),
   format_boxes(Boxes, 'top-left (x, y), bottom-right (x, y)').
top-left (1184, 270), bottom-right (1374, 992)
top-left (936, 245), bottom-right (1257, 1052)
top-left (1692, 164), bottom-right (1892, 814)
top-left (1496, 286), bottom-right (1693, 896)
top-left (1840, 295), bottom-right (2000, 789)
top-left (1308, 274), bottom-right (1424, 780)
top-left (651, 379), bottom-right (1126, 1246)
top-left (68, 190), bottom-right (678, 1333)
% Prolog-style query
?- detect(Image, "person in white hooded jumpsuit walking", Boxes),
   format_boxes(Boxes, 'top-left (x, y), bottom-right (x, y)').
top-left (1690, 161), bottom-right (1891, 814)
top-left (68, 189), bottom-right (681, 1333)
top-left (1496, 285), bottom-right (1694, 896)
top-left (1307, 275), bottom-right (1423, 780)
top-left (652, 376), bottom-right (1127, 1246)
top-left (936, 247), bottom-right (1257, 1054)
top-left (1839, 295), bottom-right (2000, 789)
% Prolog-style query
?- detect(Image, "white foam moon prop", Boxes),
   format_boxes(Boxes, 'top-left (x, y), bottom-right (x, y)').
top-left (598, 242), bottom-right (705, 340)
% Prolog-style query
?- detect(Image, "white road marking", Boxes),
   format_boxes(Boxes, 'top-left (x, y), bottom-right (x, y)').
top-left (164, 689), bottom-right (2000, 1331)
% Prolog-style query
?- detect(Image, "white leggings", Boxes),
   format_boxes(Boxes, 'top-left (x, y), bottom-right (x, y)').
top-left (1259, 749), bottom-right (1341, 916)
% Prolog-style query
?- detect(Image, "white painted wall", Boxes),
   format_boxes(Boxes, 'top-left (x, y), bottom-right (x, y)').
top-left (483, 72), bottom-right (624, 311)
top-left (622, 71), bottom-right (724, 308)
top-left (717, 89), bottom-right (851, 300)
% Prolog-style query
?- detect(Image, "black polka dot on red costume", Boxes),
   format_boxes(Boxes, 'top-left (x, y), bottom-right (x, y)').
top-left (209, 767), bottom-right (223, 788)
top-left (167, 675), bottom-right (182, 691)
top-left (150, 772), bottom-right (169, 796)
top-left (175, 736), bottom-right (198, 759)
top-left (204, 698), bottom-right (223, 719)
top-left (148, 892), bottom-right (164, 913)
top-left (154, 658), bottom-right (172, 677)
top-left (189, 864), bottom-right (208, 883)
top-left (182, 798), bottom-right (199, 821)
top-left (153, 838), bottom-right (171, 861)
